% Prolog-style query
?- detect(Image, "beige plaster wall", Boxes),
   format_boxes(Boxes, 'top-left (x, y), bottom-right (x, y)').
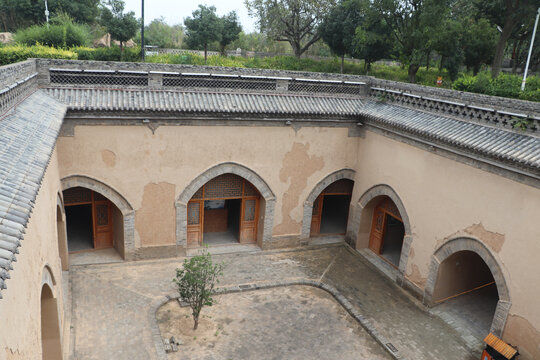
top-left (0, 149), bottom-right (65, 360)
top-left (57, 125), bottom-right (358, 247)
top-left (352, 130), bottom-right (540, 358)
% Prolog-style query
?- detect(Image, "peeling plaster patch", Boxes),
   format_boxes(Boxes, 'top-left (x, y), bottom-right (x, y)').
top-left (436, 223), bottom-right (506, 254)
top-left (503, 315), bottom-right (540, 360)
top-left (407, 263), bottom-right (426, 289)
top-left (274, 142), bottom-right (324, 235)
top-left (464, 223), bottom-right (505, 253)
top-left (101, 149), bottom-right (116, 167)
top-left (135, 182), bottom-right (176, 246)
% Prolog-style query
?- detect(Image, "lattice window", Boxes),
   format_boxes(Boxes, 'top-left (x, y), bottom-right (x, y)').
top-left (289, 80), bottom-right (361, 95)
top-left (243, 199), bottom-right (256, 221)
top-left (377, 198), bottom-right (401, 221)
top-left (63, 187), bottom-right (92, 204)
top-left (192, 187), bottom-right (204, 199)
top-left (243, 181), bottom-right (259, 196)
top-left (162, 75), bottom-right (276, 91)
top-left (50, 70), bottom-right (148, 86)
top-left (204, 174), bottom-right (243, 199)
top-left (188, 202), bottom-right (200, 225)
top-left (94, 192), bottom-right (107, 202)
top-left (323, 179), bottom-right (354, 195)
top-left (96, 204), bottom-right (109, 226)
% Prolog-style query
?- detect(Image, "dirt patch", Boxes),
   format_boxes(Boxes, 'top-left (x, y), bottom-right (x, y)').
top-left (157, 285), bottom-right (392, 360)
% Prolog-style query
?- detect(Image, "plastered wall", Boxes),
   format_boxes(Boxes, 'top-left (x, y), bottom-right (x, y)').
top-left (351, 130), bottom-right (540, 359)
top-left (56, 125), bottom-right (358, 247)
top-left (0, 150), bottom-right (65, 360)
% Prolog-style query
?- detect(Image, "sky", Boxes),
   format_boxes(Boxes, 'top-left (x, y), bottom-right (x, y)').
top-left (122, 0), bottom-right (258, 33)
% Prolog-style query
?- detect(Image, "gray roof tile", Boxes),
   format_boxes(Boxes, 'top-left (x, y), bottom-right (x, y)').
top-left (360, 101), bottom-right (540, 175)
top-left (0, 91), bottom-right (66, 299)
top-left (45, 88), bottom-right (364, 117)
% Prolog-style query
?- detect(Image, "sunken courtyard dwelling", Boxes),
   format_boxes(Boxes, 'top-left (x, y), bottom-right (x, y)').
top-left (0, 58), bottom-right (539, 359)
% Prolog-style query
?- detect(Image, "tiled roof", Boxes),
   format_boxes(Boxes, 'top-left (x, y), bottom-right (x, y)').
top-left (0, 91), bottom-right (66, 298)
top-left (360, 101), bottom-right (540, 175)
top-left (44, 88), bottom-right (364, 117)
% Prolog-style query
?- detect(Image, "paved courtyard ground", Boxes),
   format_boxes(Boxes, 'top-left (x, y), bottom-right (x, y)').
top-left (68, 244), bottom-right (478, 360)
top-left (157, 286), bottom-right (392, 360)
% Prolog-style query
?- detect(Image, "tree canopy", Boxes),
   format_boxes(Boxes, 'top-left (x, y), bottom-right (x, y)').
top-left (219, 12), bottom-right (242, 55)
top-left (99, 0), bottom-right (139, 57)
top-left (246, 0), bottom-right (337, 57)
top-left (184, 5), bottom-right (223, 63)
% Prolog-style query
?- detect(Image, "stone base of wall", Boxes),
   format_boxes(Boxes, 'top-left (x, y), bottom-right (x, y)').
top-left (262, 235), bottom-right (303, 250)
top-left (131, 245), bottom-right (185, 261)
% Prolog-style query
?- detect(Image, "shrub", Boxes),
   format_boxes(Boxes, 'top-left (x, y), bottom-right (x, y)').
top-left (0, 44), bottom-right (77, 66)
top-left (73, 46), bottom-right (141, 62)
top-left (15, 21), bottom-right (90, 48)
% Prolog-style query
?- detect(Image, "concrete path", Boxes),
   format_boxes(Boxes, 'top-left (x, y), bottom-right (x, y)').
top-left (68, 245), bottom-right (476, 360)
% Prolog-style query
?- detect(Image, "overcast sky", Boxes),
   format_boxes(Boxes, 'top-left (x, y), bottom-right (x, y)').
top-left (122, 0), bottom-right (258, 32)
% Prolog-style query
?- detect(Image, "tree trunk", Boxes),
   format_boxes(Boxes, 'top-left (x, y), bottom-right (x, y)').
top-left (408, 64), bottom-right (420, 83)
top-left (425, 50), bottom-right (431, 71)
top-left (204, 43), bottom-right (208, 65)
top-left (193, 316), bottom-right (199, 330)
top-left (492, 14), bottom-right (517, 78)
top-left (341, 55), bottom-right (344, 74)
top-left (120, 41), bottom-right (124, 61)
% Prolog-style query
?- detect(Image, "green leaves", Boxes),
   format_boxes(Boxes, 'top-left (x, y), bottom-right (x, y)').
top-left (99, 0), bottom-right (139, 55)
top-left (173, 248), bottom-right (224, 330)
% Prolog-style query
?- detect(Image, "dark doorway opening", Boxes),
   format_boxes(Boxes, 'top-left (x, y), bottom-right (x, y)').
top-left (66, 204), bottom-right (93, 252)
top-left (380, 215), bottom-right (405, 267)
top-left (320, 195), bottom-right (350, 234)
top-left (432, 251), bottom-right (499, 339)
top-left (203, 199), bottom-right (242, 245)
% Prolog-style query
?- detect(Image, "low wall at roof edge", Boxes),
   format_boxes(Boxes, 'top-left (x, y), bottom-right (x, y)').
top-left (0, 150), bottom-right (68, 360)
top-left (347, 130), bottom-right (540, 360)
top-left (33, 58), bottom-right (540, 115)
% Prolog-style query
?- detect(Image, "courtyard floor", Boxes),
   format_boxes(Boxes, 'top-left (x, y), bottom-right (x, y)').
top-left (67, 244), bottom-right (478, 360)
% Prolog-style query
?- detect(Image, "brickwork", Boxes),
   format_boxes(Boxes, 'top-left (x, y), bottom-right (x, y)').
top-left (424, 236), bottom-right (510, 336)
top-left (175, 162), bottom-right (276, 249)
top-left (301, 169), bottom-right (356, 239)
top-left (347, 184), bottom-right (413, 277)
top-left (61, 175), bottom-right (136, 260)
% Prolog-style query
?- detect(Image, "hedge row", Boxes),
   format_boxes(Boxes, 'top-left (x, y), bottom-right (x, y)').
top-left (1, 44), bottom-right (538, 102)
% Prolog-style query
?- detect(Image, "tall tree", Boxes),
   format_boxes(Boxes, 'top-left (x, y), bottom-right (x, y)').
top-left (246, 0), bottom-right (337, 58)
top-left (373, 0), bottom-right (449, 83)
top-left (184, 5), bottom-right (223, 63)
top-left (320, 0), bottom-right (365, 73)
top-left (100, 0), bottom-right (139, 58)
top-left (141, 18), bottom-right (183, 49)
top-left (474, 0), bottom-right (540, 77)
top-left (461, 18), bottom-right (498, 75)
top-left (219, 11), bottom-right (242, 55)
top-left (352, 3), bottom-right (394, 72)
top-left (0, 0), bottom-right (99, 32)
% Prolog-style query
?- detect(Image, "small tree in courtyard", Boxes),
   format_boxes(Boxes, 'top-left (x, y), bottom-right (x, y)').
top-left (100, 0), bottom-right (139, 59)
top-left (173, 249), bottom-right (224, 330)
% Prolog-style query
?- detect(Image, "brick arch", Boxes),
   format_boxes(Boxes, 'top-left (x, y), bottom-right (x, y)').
top-left (175, 162), bottom-right (276, 248)
top-left (300, 169), bottom-right (356, 238)
top-left (347, 184), bottom-right (413, 273)
top-left (61, 175), bottom-right (135, 258)
top-left (425, 236), bottom-right (511, 336)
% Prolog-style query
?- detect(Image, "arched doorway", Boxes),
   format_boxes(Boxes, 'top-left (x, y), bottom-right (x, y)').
top-left (309, 179), bottom-right (354, 237)
top-left (41, 284), bottom-right (62, 360)
top-left (425, 237), bottom-right (511, 337)
top-left (63, 187), bottom-right (120, 253)
top-left (431, 250), bottom-right (499, 338)
top-left (368, 197), bottom-right (405, 267)
top-left (187, 174), bottom-right (262, 247)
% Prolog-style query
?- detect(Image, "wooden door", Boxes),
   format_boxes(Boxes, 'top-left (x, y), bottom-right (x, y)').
top-left (368, 207), bottom-right (386, 254)
top-left (92, 200), bottom-right (113, 249)
top-left (310, 195), bottom-right (323, 237)
top-left (187, 200), bottom-right (203, 247)
top-left (239, 198), bottom-right (258, 243)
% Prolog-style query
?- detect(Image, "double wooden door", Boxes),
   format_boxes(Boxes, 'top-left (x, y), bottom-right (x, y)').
top-left (368, 198), bottom-right (403, 254)
top-left (187, 197), bottom-right (259, 247)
